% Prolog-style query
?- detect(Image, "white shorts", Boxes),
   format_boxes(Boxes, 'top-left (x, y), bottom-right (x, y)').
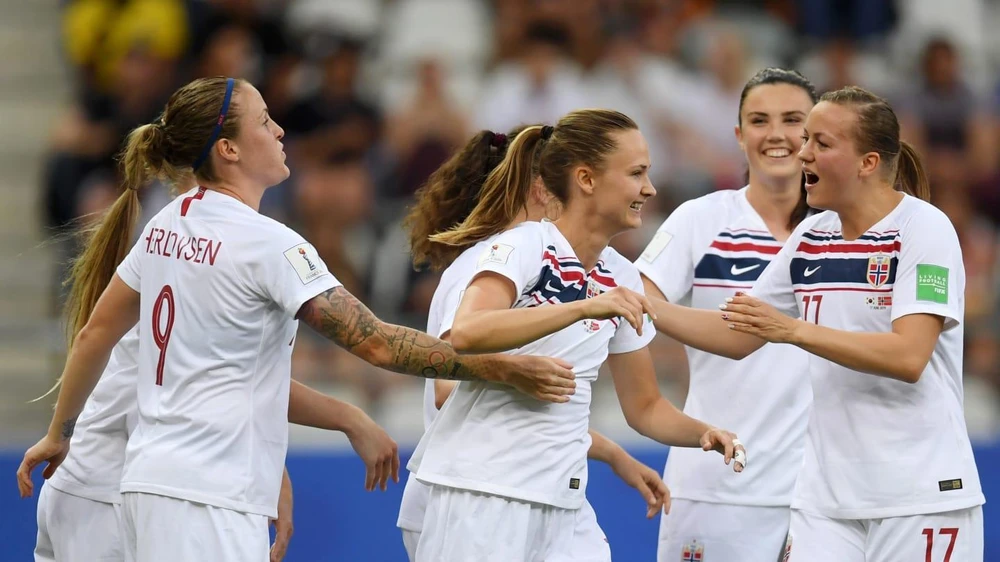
top-left (657, 498), bottom-right (791, 562)
top-left (120, 492), bottom-right (269, 562)
top-left (787, 506), bottom-right (984, 562)
top-left (415, 485), bottom-right (611, 562)
top-left (35, 484), bottom-right (123, 562)
top-left (402, 529), bottom-right (420, 562)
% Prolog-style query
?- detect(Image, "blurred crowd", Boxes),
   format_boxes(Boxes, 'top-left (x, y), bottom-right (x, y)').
top-left (46, 0), bottom-right (1000, 434)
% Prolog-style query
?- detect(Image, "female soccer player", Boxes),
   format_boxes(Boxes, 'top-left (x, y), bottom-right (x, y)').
top-left (398, 128), bottom-right (671, 561)
top-left (409, 110), bottom-right (747, 561)
top-left (34, 187), bottom-right (399, 562)
top-left (636, 68), bottom-right (816, 562)
top-left (16, 76), bottom-right (575, 562)
top-left (649, 86), bottom-right (984, 561)
top-left (34, 327), bottom-right (399, 562)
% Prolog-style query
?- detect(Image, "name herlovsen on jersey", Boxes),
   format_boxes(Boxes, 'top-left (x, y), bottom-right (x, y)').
top-left (143, 227), bottom-right (221, 266)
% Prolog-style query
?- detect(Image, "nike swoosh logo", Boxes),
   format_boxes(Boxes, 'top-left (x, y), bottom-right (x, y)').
top-left (544, 281), bottom-right (563, 294)
top-left (730, 264), bottom-right (761, 275)
top-left (803, 266), bottom-right (821, 277)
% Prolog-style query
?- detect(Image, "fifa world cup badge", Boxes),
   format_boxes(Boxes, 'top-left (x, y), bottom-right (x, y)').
top-left (681, 541), bottom-right (704, 561)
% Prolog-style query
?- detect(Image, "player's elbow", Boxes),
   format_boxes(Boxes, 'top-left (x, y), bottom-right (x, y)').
top-left (621, 401), bottom-right (654, 435)
top-left (448, 321), bottom-right (480, 353)
top-left (72, 318), bottom-right (112, 355)
top-left (893, 359), bottom-right (926, 384)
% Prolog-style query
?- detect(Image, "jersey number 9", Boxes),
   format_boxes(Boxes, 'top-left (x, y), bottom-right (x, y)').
top-left (153, 285), bottom-right (175, 386)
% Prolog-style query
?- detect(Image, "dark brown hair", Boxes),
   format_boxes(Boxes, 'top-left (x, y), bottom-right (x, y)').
top-left (64, 77), bottom-right (246, 346)
top-left (431, 109), bottom-right (638, 248)
top-left (405, 127), bottom-right (529, 270)
top-left (820, 86), bottom-right (931, 201)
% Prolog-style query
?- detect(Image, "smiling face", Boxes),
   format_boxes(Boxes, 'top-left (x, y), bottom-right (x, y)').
top-left (585, 128), bottom-right (656, 232)
top-left (798, 101), bottom-right (871, 211)
top-left (736, 83), bottom-right (815, 187)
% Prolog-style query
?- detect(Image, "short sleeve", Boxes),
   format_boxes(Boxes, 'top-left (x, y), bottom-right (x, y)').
top-left (429, 266), bottom-right (470, 339)
top-left (470, 223), bottom-right (545, 299)
top-left (749, 222), bottom-right (809, 318)
top-left (608, 266), bottom-right (656, 355)
top-left (634, 200), bottom-right (703, 303)
top-left (116, 232), bottom-right (146, 291)
top-left (248, 226), bottom-right (341, 317)
top-left (434, 285), bottom-right (465, 339)
top-left (890, 207), bottom-right (964, 330)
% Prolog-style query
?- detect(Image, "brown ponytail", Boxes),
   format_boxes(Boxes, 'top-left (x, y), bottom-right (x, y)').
top-left (405, 128), bottom-right (526, 270)
top-left (430, 126), bottom-right (545, 248)
top-left (64, 122), bottom-right (176, 346)
top-left (895, 140), bottom-right (931, 201)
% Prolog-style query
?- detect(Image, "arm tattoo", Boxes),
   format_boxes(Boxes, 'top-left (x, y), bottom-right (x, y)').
top-left (298, 287), bottom-right (501, 381)
top-left (60, 418), bottom-right (77, 441)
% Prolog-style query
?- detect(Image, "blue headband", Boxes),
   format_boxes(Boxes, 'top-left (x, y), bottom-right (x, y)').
top-left (192, 77), bottom-right (235, 171)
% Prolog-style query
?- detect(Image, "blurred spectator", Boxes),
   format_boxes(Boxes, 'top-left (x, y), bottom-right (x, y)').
top-left (898, 37), bottom-right (998, 185)
top-left (47, 0), bottom-right (186, 232)
top-left (474, 21), bottom-right (588, 133)
top-left (654, 21), bottom-right (752, 196)
top-left (282, 37), bottom-right (381, 168)
top-left (797, 38), bottom-right (896, 95)
top-left (384, 58), bottom-right (470, 200)
top-left (796, 0), bottom-right (896, 43)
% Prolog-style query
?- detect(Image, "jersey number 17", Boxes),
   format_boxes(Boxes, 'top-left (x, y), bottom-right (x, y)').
top-left (801, 294), bottom-right (823, 324)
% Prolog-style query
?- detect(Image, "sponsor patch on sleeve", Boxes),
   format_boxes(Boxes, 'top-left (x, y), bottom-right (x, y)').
top-left (915, 264), bottom-right (948, 304)
top-left (479, 243), bottom-right (515, 266)
top-left (639, 231), bottom-right (673, 262)
top-left (283, 243), bottom-right (326, 285)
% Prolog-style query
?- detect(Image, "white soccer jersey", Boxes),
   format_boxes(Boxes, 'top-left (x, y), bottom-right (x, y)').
top-left (750, 194), bottom-right (984, 519)
top-left (48, 328), bottom-right (140, 505)
top-left (635, 187), bottom-right (812, 506)
top-left (115, 187), bottom-right (340, 518)
top-left (397, 236), bottom-right (497, 531)
top-left (413, 221), bottom-right (655, 509)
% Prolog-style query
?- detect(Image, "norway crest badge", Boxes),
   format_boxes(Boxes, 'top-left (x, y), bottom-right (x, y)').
top-left (681, 541), bottom-right (704, 562)
top-left (866, 254), bottom-right (892, 288)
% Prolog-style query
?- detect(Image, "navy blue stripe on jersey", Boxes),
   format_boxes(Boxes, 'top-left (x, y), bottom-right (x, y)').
top-left (695, 254), bottom-right (771, 282)
top-left (545, 246), bottom-right (585, 271)
top-left (524, 266), bottom-right (588, 304)
top-left (801, 232), bottom-right (900, 243)
top-left (790, 256), bottom-right (898, 286)
top-left (717, 231), bottom-right (775, 242)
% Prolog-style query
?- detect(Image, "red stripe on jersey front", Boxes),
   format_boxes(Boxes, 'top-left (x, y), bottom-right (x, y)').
top-left (180, 187), bottom-right (207, 217)
top-left (793, 286), bottom-right (893, 294)
top-left (709, 240), bottom-right (781, 255)
top-left (589, 271), bottom-right (617, 287)
top-left (795, 240), bottom-right (901, 255)
top-left (542, 251), bottom-right (586, 284)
